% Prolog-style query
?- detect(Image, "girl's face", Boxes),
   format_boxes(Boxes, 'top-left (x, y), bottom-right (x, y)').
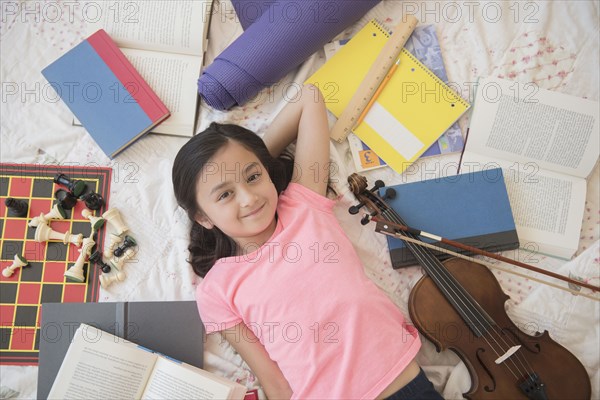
top-left (194, 140), bottom-right (279, 253)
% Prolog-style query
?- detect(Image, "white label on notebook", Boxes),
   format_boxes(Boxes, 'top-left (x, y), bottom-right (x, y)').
top-left (364, 102), bottom-right (424, 160)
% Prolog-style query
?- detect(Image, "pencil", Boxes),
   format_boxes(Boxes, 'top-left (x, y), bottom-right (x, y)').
top-left (354, 58), bottom-right (400, 129)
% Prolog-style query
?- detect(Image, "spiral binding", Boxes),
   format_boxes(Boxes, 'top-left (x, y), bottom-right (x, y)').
top-left (372, 19), bottom-right (392, 37)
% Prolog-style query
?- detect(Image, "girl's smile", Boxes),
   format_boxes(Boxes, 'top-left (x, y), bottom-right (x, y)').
top-left (242, 203), bottom-right (265, 218)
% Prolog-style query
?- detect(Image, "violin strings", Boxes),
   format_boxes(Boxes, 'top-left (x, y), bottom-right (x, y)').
top-left (378, 209), bottom-right (495, 332)
top-left (381, 207), bottom-right (541, 387)
top-left (381, 207), bottom-right (530, 383)
top-left (360, 186), bottom-right (541, 388)
top-left (377, 202), bottom-right (533, 383)
top-left (377, 202), bottom-right (494, 333)
top-left (379, 230), bottom-right (540, 383)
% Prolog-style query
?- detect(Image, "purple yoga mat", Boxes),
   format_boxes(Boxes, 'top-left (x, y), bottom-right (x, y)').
top-left (199, 0), bottom-right (380, 110)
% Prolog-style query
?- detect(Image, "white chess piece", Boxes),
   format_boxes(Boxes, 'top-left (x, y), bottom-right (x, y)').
top-left (81, 208), bottom-right (105, 231)
top-left (34, 223), bottom-right (83, 246)
top-left (28, 213), bottom-right (48, 228)
top-left (64, 236), bottom-right (96, 282)
top-left (2, 254), bottom-right (28, 278)
top-left (102, 208), bottom-right (129, 236)
top-left (109, 247), bottom-right (137, 271)
top-left (103, 233), bottom-right (123, 259)
top-left (28, 204), bottom-right (67, 227)
top-left (99, 270), bottom-right (127, 289)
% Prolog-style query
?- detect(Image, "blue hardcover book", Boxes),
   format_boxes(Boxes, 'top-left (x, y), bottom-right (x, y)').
top-left (380, 168), bottom-right (520, 268)
top-left (42, 30), bottom-right (170, 158)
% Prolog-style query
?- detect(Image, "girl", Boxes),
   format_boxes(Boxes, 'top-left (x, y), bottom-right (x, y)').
top-left (172, 85), bottom-right (443, 399)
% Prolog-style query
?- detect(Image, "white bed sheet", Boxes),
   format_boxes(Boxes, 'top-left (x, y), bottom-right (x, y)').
top-left (1, 1), bottom-right (598, 398)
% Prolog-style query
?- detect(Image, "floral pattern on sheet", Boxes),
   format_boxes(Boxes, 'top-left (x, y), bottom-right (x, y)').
top-left (2, 0), bottom-right (87, 51)
top-left (492, 31), bottom-right (577, 91)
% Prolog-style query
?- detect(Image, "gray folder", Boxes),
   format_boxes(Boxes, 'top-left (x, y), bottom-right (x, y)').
top-left (37, 301), bottom-right (204, 399)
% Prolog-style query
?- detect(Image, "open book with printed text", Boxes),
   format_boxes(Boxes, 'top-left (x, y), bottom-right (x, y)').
top-left (460, 76), bottom-right (599, 259)
top-left (80, 0), bottom-right (214, 136)
top-left (48, 324), bottom-right (247, 400)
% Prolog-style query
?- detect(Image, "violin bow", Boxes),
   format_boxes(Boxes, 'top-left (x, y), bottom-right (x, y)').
top-left (369, 216), bottom-right (600, 301)
top-left (348, 173), bottom-right (600, 301)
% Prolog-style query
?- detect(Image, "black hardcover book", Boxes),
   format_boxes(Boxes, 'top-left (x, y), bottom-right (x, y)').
top-left (37, 301), bottom-right (204, 399)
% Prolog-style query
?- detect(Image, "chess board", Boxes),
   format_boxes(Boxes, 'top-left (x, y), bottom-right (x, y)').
top-left (0, 163), bottom-right (111, 365)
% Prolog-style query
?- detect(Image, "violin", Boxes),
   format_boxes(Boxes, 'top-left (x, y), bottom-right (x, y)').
top-left (348, 174), bottom-right (591, 400)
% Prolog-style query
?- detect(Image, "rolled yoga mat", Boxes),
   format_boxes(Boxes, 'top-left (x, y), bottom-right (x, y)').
top-left (199, 0), bottom-right (381, 111)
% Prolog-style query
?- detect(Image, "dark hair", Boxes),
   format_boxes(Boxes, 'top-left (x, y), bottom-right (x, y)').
top-left (172, 122), bottom-right (294, 277)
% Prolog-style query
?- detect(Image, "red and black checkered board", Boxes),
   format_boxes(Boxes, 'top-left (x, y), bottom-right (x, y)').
top-left (0, 163), bottom-right (111, 365)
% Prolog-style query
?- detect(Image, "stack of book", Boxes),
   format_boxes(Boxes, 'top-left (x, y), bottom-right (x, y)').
top-left (323, 24), bottom-right (465, 172)
top-left (38, 301), bottom-right (249, 400)
top-left (306, 19), bottom-right (470, 175)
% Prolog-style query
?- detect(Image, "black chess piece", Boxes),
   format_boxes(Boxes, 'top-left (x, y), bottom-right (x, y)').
top-left (89, 251), bottom-right (111, 273)
top-left (80, 191), bottom-right (105, 211)
top-left (54, 189), bottom-right (78, 210)
top-left (4, 198), bottom-right (28, 218)
top-left (113, 235), bottom-right (137, 257)
top-left (54, 173), bottom-right (88, 197)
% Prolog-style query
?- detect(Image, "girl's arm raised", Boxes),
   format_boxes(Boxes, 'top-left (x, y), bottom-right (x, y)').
top-left (263, 84), bottom-right (330, 196)
top-left (221, 323), bottom-right (293, 399)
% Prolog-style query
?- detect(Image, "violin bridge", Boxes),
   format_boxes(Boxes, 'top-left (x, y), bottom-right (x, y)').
top-left (495, 345), bottom-right (521, 364)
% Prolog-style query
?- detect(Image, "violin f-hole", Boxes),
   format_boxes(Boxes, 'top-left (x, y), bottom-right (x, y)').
top-left (501, 327), bottom-right (542, 354)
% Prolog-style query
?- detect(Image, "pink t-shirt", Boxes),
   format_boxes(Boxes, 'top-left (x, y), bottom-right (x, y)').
top-left (196, 183), bottom-right (420, 399)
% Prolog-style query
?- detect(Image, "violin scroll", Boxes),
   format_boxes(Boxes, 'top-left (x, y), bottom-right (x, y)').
top-left (347, 173), bottom-right (386, 218)
top-left (348, 173), bottom-right (368, 194)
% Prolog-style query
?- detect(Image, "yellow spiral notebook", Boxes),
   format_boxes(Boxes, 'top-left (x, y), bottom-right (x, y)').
top-left (306, 20), bottom-right (470, 174)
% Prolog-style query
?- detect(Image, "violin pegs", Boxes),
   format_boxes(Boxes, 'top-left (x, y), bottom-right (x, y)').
top-left (384, 188), bottom-right (397, 200)
top-left (370, 180), bottom-right (385, 192)
top-left (348, 202), bottom-right (365, 215)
